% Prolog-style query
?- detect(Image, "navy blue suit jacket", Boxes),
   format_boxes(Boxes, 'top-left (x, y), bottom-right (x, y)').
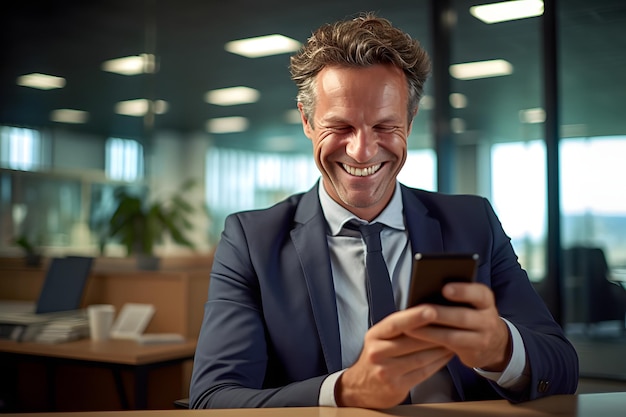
top-left (190, 183), bottom-right (578, 408)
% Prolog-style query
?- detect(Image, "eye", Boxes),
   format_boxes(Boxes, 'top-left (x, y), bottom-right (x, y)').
top-left (330, 126), bottom-right (352, 133)
top-left (375, 125), bottom-right (398, 133)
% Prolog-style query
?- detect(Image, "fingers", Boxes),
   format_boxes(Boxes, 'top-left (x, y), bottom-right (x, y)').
top-left (361, 328), bottom-right (444, 368)
top-left (402, 348), bottom-right (454, 385)
top-left (338, 342), bottom-right (454, 409)
top-left (337, 308), bottom-right (457, 409)
top-left (368, 305), bottom-right (437, 341)
top-left (442, 282), bottom-right (494, 310)
top-left (404, 285), bottom-right (512, 370)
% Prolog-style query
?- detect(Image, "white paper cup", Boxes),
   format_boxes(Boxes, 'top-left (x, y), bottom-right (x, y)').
top-left (87, 304), bottom-right (115, 341)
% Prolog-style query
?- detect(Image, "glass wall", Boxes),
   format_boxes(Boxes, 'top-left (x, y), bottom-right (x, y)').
top-left (450, 0), bottom-right (546, 281)
top-left (559, 0), bottom-right (626, 341)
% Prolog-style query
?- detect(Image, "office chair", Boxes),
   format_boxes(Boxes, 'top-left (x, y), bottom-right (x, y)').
top-left (563, 246), bottom-right (626, 333)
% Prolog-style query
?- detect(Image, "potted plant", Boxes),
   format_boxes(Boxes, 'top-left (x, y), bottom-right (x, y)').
top-left (107, 178), bottom-right (199, 269)
top-left (14, 235), bottom-right (42, 267)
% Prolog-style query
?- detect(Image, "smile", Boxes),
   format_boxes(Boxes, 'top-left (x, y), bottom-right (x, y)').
top-left (342, 163), bottom-right (382, 177)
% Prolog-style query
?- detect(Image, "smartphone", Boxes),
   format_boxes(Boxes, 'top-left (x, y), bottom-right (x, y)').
top-left (407, 253), bottom-right (479, 308)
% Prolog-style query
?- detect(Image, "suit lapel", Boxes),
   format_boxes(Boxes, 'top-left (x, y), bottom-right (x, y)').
top-left (401, 185), bottom-right (444, 255)
top-left (291, 185), bottom-right (343, 373)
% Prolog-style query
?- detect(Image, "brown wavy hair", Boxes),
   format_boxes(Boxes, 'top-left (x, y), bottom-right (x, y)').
top-left (290, 12), bottom-right (431, 126)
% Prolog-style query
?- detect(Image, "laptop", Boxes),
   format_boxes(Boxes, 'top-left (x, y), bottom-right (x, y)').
top-left (0, 256), bottom-right (93, 340)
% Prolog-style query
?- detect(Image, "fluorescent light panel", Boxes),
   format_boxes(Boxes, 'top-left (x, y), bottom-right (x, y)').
top-left (102, 54), bottom-right (156, 75)
top-left (205, 86), bottom-right (260, 106)
top-left (519, 107), bottom-right (545, 124)
top-left (450, 59), bottom-right (513, 80)
top-left (17, 73), bottom-right (66, 90)
top-left (470, 0), bottom-right (544, 24)
top-left (206, 117), bottom-right (249, 134)
top-left (115, 99), bottom-right (168, 117)
top-left (284, 109), bottom-right (301, 124)
top-left (225, 34), bottom-right (301, 58)
top-left (50, 109), bottom-right (89, 124)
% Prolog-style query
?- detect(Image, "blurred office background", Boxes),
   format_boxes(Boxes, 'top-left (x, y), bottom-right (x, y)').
top-left (1, 0), bottom-right (625, 383)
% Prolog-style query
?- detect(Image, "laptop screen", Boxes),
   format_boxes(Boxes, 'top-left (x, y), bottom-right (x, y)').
top-left (35, 256), bottom-right (93, 314)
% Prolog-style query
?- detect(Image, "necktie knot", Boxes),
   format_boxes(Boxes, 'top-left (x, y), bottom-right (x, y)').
top-left (357, 223), bottom-right (384, 253)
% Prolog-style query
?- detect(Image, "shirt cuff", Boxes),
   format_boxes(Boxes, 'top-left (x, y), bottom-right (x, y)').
top-left (319, 369), bottom-right (346, 407)
top-left (473, 317), bottom-right (530, 391)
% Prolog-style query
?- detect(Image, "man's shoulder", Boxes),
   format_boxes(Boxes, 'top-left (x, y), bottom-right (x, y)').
top-left (401, 184), bottom-right (487, 206)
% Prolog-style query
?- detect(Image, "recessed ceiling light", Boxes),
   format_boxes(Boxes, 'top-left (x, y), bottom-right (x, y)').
top-left (114, 99), bottom-right (168, 117)
top-left (206, 117), bottom-right (249, 134)
top-left (205, 86), bottom-right (260, 106)
top-left (451, 118), bottom-right (466, 134)
top-left (17, 73), bottom-right (66, 90)
top-left (561, 124), bottom-right (587, 137)
top-left (449, 59), bottom-right (513, 80)
top-left (419, 95), bottom-right (434, 111)
top-left (225, 34), bottom-right (301, 58)
top-left (50, 109), bottom-right (89, 124)
top-left (284, 109), bottom-right (301, 124)
top-left (470, 0), bottom-right (544, 24)
top-left (102, 54), bottom-right (156, 75)
top-left (519, 107), bottom-right (545, 124)
top-left (449, 93), bottom-right (468, 109)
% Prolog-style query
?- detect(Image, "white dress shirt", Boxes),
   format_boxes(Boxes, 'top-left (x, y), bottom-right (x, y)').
top-left (316, 182), bottom-right (529, 406)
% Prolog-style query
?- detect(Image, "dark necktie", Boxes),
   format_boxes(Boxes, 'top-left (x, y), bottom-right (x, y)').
top-left (347, 221), bottom-right (397, 326)
top-left (346, 221), bottom-right (410, 405)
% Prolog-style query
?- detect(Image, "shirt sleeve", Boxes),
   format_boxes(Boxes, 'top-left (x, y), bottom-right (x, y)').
top-left (474, 317), bottom-right (530, 391)
top-left (318, 369), bottom-right (346, 406)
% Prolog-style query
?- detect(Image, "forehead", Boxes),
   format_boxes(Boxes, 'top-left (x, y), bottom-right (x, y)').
top-left (314, 65), bottom-right (408, 119)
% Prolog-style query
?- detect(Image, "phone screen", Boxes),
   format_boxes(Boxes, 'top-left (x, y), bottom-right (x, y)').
top-left (407, 253), bottom-right (479, 308)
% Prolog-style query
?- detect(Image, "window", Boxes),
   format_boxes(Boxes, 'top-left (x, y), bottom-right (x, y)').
top-left (491, 136), bottom-right (626, 280)
top-left (105, 137), bottom-right (144, 181)
top-left (205, 147), bottom-right (436, 242)
top-left (491, 140), bottom-right (546, 281)
top-left (0, 126), bottom-right (43, 170)
top-left (560, 136), bottom-right (626, 267)
top-left (398, 149), bottom-right (436, 192)
top-left (205, 148), bottom-right (320, 238)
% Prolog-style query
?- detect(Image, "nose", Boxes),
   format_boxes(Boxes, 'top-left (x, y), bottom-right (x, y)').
top-left (345, 129), bottom-right (377, 163)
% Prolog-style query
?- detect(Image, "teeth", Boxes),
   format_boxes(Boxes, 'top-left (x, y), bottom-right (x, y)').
top-left (342, 163), bottom-right (381, 177)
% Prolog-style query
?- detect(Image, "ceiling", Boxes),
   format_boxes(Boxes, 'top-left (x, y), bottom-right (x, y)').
top-left (1, 0), bottom-right (626, 154)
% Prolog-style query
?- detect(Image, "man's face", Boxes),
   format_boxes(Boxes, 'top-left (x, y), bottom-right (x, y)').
top-left (300, 64), bottom-right (413, 221)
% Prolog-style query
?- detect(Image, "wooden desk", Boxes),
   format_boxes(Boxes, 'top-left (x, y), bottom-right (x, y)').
top-left (0, 262), bottom-right (211, 405)
top-left (0, 392), bottom-right (624, 417)
top-left (0, 338), bottom-right (196, 411)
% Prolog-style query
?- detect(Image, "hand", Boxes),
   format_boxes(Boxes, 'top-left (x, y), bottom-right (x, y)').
top-left (405, 282), bottom-right (512, 372)
top-left (335, 307), bottom-right (454, 409)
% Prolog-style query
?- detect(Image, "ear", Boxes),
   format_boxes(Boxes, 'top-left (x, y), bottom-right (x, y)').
top-left (298, 102), bottom-right (314, 140)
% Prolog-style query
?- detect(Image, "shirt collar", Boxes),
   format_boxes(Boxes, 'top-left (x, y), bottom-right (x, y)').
top-left (318, 180), bottom-right (405, 236)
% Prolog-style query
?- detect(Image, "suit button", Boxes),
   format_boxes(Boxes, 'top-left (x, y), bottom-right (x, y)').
top-left (537, 380), bottom-right (550, 393)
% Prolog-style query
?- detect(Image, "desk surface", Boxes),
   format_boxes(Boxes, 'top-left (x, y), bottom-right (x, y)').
top-left (0, 338), bottom-right (196, 365)
top-left (2, 393), bottom-right (624, 417)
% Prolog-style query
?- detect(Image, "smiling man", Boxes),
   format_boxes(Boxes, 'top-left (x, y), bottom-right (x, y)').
top-left (302, 64), bottom-right (411, 222)
top-left (190, 13), bottom-right (578, 409)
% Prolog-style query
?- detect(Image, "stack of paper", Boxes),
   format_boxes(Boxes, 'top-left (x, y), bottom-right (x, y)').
top-left (35, 316), bottom-right (90, 344)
